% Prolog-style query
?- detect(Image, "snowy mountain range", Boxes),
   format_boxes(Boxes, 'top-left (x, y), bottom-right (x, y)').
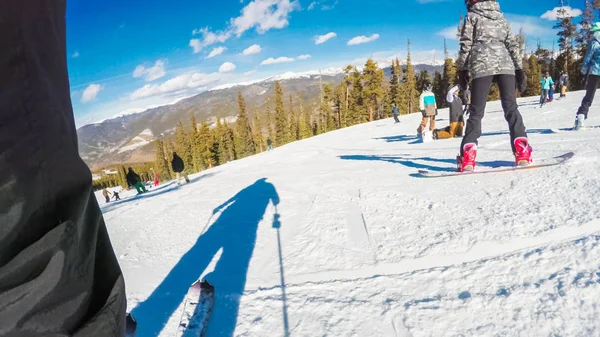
top-left (77, 63), bottom-right (443, 169)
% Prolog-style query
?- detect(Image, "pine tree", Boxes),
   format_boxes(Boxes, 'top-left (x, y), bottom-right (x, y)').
top-left (524, 54), bottom-right (542, 97)
top-left (119, 166), bottom-right (128, 188)
top-left (554, 4), bottom-right (577, 75)
top-left (348, 66), bottom-right (365, 125)
top-left (265, 100), bottom-right (275, 141)
top-left (334, 83), bottom-right (346, 127)
top-left (432, 70), bottom-right (445, 109)
top-left (319, 84), bottom-right (335, 131)
top-left (389, 58), bottom-right (402, 109)
top-left (441, 57), bottom-right (457, 108)
top-left (174, 121), bottom-right (194, 173)
top-left (416, 70), bottom-right (431, 93)
top-left (154, 139), bottom-right (172, 180)
top-left (215, 117), bottom-right (235, 163)
top-left (297, 93), bottom-right (312, 139)
top-left (403, 40), bottom-right (419, 114)
top-left (343, 65), bottom-right (353, 122)
top-left (252, 109), bottom-right (264, 152)
top-left (190, 115), bottom-right (204, 171)
top-left (362, 59), bottom-right (385, 121)
top-left (274, 81), bottom-right (289, 145)
top-left (234, 92), bottom-right (256, 158)
top-left (164, 139), bottom-right (177, 178)
top-left (288, 94), bottom-right (299, 140)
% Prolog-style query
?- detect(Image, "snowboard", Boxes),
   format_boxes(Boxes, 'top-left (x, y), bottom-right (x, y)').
top-left (550, 125), bottom-right (600, 133)
top-left (176, 280), bottom-right (215, 337)
top-left (416, 152), bottom-right (574, 178)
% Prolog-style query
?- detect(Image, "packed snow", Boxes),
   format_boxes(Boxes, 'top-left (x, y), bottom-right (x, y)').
top-left (118, 129), bottom-right (154, 153)
top-left (98, 90), bottom-right (600, 337)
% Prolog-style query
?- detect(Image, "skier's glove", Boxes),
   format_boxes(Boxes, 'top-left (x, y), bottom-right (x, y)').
top-left (515, 69), bottom-right (527, 94)
top-left (458, 70), bottom-right (469, 91)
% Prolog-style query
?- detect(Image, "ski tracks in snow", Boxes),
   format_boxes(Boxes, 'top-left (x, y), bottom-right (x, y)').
top-left (247, 218), bottom-right (600, 291)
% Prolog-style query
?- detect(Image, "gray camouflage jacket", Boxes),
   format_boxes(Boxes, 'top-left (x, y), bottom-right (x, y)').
top-left (458, 1), bottom-right (523, 79)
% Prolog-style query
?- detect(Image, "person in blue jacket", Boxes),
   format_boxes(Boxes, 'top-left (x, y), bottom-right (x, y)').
top-left (574, 22), bottom-right (600, 130)
top-left (392, 103), bottom-right (400, 123)
top-left (539, 71), bottom-right (554, 107)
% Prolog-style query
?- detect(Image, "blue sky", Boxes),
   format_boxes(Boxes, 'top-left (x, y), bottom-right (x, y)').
top-left (67, 0), bottom-right (589, 126)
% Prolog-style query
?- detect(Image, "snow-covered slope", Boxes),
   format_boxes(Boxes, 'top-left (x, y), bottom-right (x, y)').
top-left (100, 90), bottom-right (600, 337)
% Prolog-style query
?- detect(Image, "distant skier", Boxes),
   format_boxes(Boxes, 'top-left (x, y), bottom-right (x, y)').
top-left (457, 0), bottom-right (531, 172)
top-left (113, 191), bottom-right (121, 201)
top-left (417, 81), bottom-right (437, 136)
top-left (392, 103), bottom-right (400, 123)
top-left (432, 85), bottom-right (465, 139)
top-left (102, 187), bottom-right (112, 203)
top-left (559, 71), bottom-right (569, 98)
top-left (574, 22), bottom-right (600, 130)
top-left (267, 137), bottom-right (273, 151)
top-left (127, 167), bottom-right (147, 194)
top-left (462, 86), bottom-right (471, 114)
top-left (154, 173), bottom-right (160, 187)
top-left (539, 72), bottom-right (554, 107)
top-left (171, 152), bottom-right (190, 185)
top-left (548, 84), bottom-right (555, 103)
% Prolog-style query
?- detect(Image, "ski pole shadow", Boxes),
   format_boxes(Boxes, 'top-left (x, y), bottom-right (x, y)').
top-left (131, 178), bottom-right (280, 337)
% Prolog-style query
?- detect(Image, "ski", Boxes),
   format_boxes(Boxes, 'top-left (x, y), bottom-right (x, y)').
top-left (417, 152), bottom-right (574, 178)
top-left (175, 280), bottom-right (215, 337)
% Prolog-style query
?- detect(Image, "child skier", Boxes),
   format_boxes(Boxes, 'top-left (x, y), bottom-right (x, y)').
top-left (559, 71), bottom-right (569, 98)
top-left (457, 0), bottom-right (531, 172)
top-left (574, 22), bottom-right (600, 130)
top-left (540, 72), bottom-right (554, 107)
top-left (417, 82), bottom-right (437, 136)
top-left (102, 187), bottom-right (111, 203)
top-left (433, 85), bottom-right (465, 139)
top-left (113, 191), bottom-right (121, 201)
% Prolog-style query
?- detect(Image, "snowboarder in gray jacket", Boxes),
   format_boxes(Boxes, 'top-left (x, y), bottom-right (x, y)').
top-left (457, 0), bottom-right (531, 172)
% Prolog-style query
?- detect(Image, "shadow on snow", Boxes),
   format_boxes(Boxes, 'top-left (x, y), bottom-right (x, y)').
top-left (339, 154), bottom-right (514, 172)
top-left (131, 178), bottom-right (284, 337)
top-left (100, 172), bottom-right (217, 213)
top-left (375, 128), bottom-right (558, 144)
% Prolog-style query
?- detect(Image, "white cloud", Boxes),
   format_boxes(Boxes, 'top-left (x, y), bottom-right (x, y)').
top-left (297, 54), bottom-right (311, 60)
top-left (244, 70), bottom-right (257, 76)
top-left (308, 1), bottom-right (316, 10)
top-left (541, 6), bottom-right (583, 20)
top-left (133, 59), bottom-right (167, 82)
top-left (261, 56), bottom-right (296, 65)
top-left (130, 72), bottom-right (225, 100)
top-left (207, 46), bottom-right (227, 59)
top-left (242, 44), bottom-right (262, 55)
top-left (315, 32), bottom-right (337, 45)
top-left (307, 0), bottom-right (337, 10)
top-left (72, 51), bottom-right (80, 58)
top-left (81, 84), bottom-right (103, 103)
top-left (437, 26), bottom-right (459, 40)
top-left (189, 0), bottom-right (298, 53)
top-left (189, 29), bottom-right (232, 53)
top-left (219, 62), bottom-right (237, 73)
top-left (347, 34), bottom-right (380, 46)
top-left (231, 0), bottom-right (299, 36)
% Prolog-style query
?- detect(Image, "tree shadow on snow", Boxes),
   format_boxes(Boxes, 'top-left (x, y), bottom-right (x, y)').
top-left (131, 178), bottom-right (282, 337)
top-left (339, 154), bottom-right (515, 173)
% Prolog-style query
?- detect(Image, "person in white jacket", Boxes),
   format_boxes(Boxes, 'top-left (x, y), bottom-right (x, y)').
top-left (433, 85), bottom-right (465, 139)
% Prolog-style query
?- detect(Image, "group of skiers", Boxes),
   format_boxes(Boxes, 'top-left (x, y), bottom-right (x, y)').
top-left (407, 0), bottom-right (600, 172)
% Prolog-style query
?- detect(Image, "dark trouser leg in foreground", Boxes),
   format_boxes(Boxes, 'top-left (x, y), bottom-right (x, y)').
top-left (0, 2), bottom-right (127, 335)
top-left (496, 75), bottom-right (528, 152)
top-left (577, 75), bottom-right (600, 118)
top-left (393, 115), bottom-right (400, 123)
top-left (461, 76), bottom-right (494, 156)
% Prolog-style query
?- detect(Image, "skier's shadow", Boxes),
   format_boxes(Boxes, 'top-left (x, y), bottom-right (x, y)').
top-left (132, 178), bottom-right (281, 337)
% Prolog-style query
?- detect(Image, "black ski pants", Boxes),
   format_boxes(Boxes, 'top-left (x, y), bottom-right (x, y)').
top-left (393, 115), bottom-right (400, 123)
top-left (577, 74), bottom-right (600, 118)
top-left (461, 75), bottom-right (528, 155)
top-left (1, 1), bottom-right (126, 336)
